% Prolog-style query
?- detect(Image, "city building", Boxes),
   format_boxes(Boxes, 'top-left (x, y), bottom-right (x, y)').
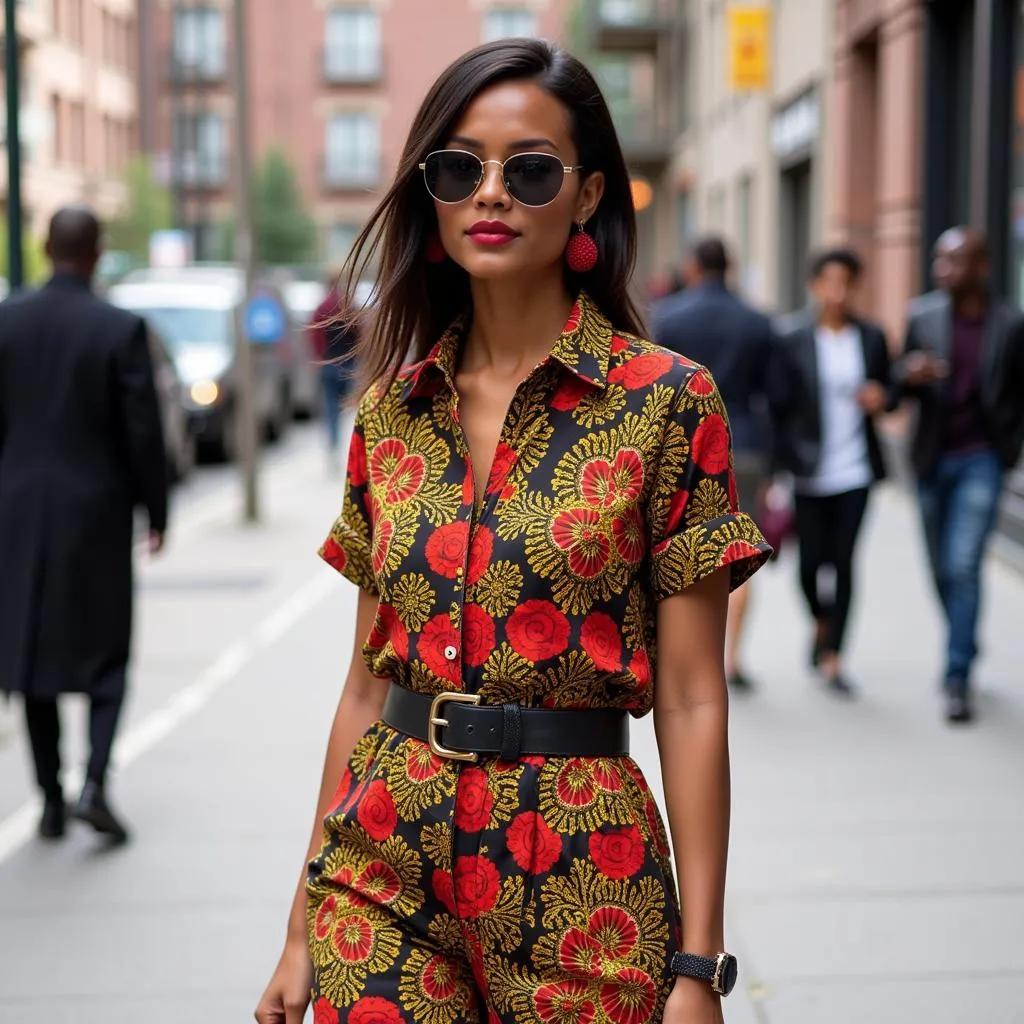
top-left (139, 0), bottom-right (570, 263)
top-left (1, 0), bottom-right (138, 247)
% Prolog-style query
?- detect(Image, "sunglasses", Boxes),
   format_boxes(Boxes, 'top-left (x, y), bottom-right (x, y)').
top-left (419, 150), bottom-right (583, 208)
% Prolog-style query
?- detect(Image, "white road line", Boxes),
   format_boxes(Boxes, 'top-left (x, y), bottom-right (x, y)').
top-left (0, 575), bottom-right (332, 866)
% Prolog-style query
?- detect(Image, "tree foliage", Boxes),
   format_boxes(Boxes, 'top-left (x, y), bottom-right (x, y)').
top-left (0, 222), bottom-right (48, 285)
top-left (251, 148), bottom-right (317, 266)
top-left (106, 156), bottom-right (174, 262)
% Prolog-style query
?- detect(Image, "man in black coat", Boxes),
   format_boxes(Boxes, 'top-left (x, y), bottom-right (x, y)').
top-left (652, 236), bottom-right (775, 691)
top-left (893, 227), bottom-right (1024, 724)
top-left (0, 206), bottom-right (168, 840)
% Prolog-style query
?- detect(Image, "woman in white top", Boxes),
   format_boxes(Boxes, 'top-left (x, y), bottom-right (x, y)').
top-left (771, 250), bottom-right (892, 694)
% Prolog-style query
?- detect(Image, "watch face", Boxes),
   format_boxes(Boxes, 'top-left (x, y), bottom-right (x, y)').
top-left (715, 955), bottom-right (738, 996)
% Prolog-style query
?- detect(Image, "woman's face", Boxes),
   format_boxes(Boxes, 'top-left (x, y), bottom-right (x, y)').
top-left (430, 80), bottom-right (604, 282)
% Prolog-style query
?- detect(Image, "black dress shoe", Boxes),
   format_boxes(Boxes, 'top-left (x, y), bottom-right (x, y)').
top-left (727, 670), bottom-right (755, 692)
top-left (73, 780), bottom-right (129, 842)
top-left (825, 674), bottom-right (856, 698)
top-left (38, 797), bottom-right (66, 840)
top-left (944, 681), bottom-right (974, 724)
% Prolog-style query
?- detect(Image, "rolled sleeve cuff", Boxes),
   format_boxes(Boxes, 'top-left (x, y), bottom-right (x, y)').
top-left (318, 520), bottom-right (378, 595)
top-left (649, 512), bottom-right (773, 600)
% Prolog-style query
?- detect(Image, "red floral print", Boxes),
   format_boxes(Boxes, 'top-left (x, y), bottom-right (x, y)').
top-left (506, 600), bottom-right (571, 662)
top-left (558, 927), bottom-right (603, 979)
top-left (644, 798), bottom-right (669, 856)
top-left (665, 489), bottom-right (689, 535)
top-left (356, 780), bottom-right (397, 841)
top-left (551, 508), bottom-right (611, 579)
top-left (369, 438), bottom-right (426, 504)
top-left (461, 604), bottom-right (496, 667)
top-left (425, 522), bottom-right (469, 578)
top-left (331, 914), bottom-right (374, 962)
top-left (417, 614), bottom-right (461, 683)
top-left (723, 539), bottom-right (769, 562)
top-left (611, 507), bottom-right (645, 564)
top-left (607, 351), bottom-right (674, 390)
top-left (467, 526), bottom-right (494, 585)
top-left (368, 604), bottom-right (409, 661)
top-left (371, 518), bottom-right (394, 575)
top-left (593, 759), bottom-right (623, 792)
top-left (454, 766), bottom-right (494, 832)
top-left (432, 868), bottom-right (456, 916)
top-left (610, 334), bottom-right (630, 355)
top-left (421, 954), bottom-right (459, 1001)
top-left (580, 612), bottom-right (623, 672)
top-left (347, 430), bottom-right (367, 488)
top-left (354, 860), bottom-right (402, 905)
top-left (580, 450), bottom-right (644, 509)
top-left (486, 442), bottom-right (517, 494)
top-left (550, 374), bottom-right (592, 411)
top-left (600, 967), bottom-right (657, 1024)
top-left (314, 996), bottom-right (340, 1024)
top-left (321, 536), bottom-right (348, 574)
top-left (562, 301), bottom-right (582, 334)
top-left (505, 811), bottom-right (562, 873)
top-left (691, 413), bottom-right (731, 475)
top-left (590, 825), bottom-right (645, 879)
top-left (451, 855), bottom-right (501, 917)
top-left (628, 649), bottom-right (652, 688)
top-left (406, 745), bottom-right (444, 781)
top-left (588, 905), bottom-right (639, 960)
top-left (685, 366), bottom-right (716, 395)
top-left (349, 996), bottom-right (404, 1024)
top-left (462, 467), bottom-right (474, 507)
top-left (313, 894), bottom-right (338, 941)
top-left (534, 980), bottom-right (596, 1024)
top-left (555, 759), bottom-right (596, 808)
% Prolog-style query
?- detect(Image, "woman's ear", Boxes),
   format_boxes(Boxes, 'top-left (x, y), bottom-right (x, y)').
top-left (575, 171), bottom-right (605, 224)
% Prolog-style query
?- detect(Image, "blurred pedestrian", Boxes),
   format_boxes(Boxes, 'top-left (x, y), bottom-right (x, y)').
top-left (652, 236), bottom-right (776, 691)
top-left (308, 265), bottom-right (359, 472)
top-left (894, 227), bottom-right (1024, 723)
top-left (256, 39), bottom-right (769, 1024)
top-left (771, 249), bottom-right (891, 696)
top-left (0, 206), bottom-right (167, 842)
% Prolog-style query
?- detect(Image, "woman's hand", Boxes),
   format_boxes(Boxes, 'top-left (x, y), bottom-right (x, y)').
top-left (254, 937), bottom-right (313, 1024)
top-left (662, 976), bottom-right (725, 1024)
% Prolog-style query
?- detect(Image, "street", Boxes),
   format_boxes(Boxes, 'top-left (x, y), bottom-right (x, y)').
top-left (0, 426), bottom-right (1022, 1023)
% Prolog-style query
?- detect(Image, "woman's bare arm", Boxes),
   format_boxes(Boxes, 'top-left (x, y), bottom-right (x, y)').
top-left (654, 567), bottom-right (732, 965)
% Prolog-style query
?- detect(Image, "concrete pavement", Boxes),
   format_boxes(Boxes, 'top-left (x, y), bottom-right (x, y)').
top-left (0, 428), bottom-right (1021, 1023)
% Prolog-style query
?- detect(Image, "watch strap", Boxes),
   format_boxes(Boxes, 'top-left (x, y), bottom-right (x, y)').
top-left (670, 951), bottom-right (716, 982)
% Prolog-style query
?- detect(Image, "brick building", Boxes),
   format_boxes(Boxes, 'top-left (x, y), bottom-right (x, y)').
top-left (139, 0), bottom-right (570, 262)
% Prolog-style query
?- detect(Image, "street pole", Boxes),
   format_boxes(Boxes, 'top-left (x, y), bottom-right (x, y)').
top-left (3, 0), bottom-right (24, 289)
top-left (231, 0), bottom-right (260, 523)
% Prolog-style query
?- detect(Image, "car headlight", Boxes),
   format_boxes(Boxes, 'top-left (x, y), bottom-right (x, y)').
top-left (189, 380), bottom-right (220, 407)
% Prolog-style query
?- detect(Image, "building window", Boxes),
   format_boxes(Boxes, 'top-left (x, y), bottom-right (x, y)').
top-left (325, 113), bottom-right (379, 188)
top-left (173, 7), bottom-right (226, 80)
top-left (173, 110), bottom-right (228, 186)
top-left (324, 9), bottom-right (381, 82)
top-left (483, 8), bottom-right (537, 42)
top-left (69, 100), bottom-right (85, 167)
top-left (50, 93), bottom-right (62, 164)
top-left (327, 223), bottom-right (361, 261)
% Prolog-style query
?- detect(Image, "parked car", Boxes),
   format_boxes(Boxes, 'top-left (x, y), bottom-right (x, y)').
top-left (147, 324), bottom-right (196, 483)
top-left (280, 278), bottom-right (327, 420)
top-left (108, 276), bottom-right (291, 460)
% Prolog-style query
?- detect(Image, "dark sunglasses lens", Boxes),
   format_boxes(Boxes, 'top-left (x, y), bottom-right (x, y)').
top-left (424, 152), bottom-right (482, 203)
top-left (504, 154), bottom-right (564, 206)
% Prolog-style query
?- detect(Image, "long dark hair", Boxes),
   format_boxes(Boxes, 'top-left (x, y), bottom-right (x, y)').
top-left (339, 38), bottom-right (644, 394)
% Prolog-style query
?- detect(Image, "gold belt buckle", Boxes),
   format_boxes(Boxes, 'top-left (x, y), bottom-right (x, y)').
top-left (428, 691), bottom-right (482, 762)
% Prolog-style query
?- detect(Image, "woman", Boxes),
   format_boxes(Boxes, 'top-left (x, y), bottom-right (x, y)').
top-left (772, 249), bottom-right (891, 695)
top-left (255, 40), bottom-right (769, 1024)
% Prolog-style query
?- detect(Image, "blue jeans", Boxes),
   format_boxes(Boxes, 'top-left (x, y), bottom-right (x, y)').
top-left (320, 366), bottom-right (347, 452)
top-left (917, 449), bottom-right (1004, 683)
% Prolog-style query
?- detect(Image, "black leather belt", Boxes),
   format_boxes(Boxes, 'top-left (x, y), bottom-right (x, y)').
top-left (381, 684), bottom-right (630, 763)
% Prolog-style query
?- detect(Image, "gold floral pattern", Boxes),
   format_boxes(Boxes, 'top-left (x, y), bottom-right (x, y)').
top-left (308, 295), bottom-right (771, 1022)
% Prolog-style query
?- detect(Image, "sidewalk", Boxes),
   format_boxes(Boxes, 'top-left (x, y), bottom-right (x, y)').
top-left (0, 435), bottom-right (1021, 1022)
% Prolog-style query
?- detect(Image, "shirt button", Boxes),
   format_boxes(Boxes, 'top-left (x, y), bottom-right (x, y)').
top-left (444, 645), bottom-right (458, 661)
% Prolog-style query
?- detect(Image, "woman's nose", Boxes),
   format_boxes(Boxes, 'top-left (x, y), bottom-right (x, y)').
top-left (474, 160), bottom-right (511, 208)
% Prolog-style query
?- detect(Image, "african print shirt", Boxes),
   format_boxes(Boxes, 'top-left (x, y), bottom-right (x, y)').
top-left (320, 292), bottom-right (771, 714)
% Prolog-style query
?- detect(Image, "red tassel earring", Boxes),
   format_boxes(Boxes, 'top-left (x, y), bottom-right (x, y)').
top-left (426, 233), bottom-right (447, 263)
top-left (565, 221), bottom-right (598, 273)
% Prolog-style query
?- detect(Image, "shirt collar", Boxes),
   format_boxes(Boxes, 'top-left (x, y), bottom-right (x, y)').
top-left (401, 291), bottom-right (613, 400)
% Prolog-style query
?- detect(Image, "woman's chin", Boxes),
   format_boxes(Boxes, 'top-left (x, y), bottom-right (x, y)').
top-left (456, 251), bottom-right (557, 284)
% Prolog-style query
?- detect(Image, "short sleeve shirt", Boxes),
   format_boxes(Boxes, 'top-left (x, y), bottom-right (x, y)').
top-left (320, 293), bottom-right (771, 716)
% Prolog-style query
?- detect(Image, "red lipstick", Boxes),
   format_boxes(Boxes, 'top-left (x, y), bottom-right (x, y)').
top-left (467, 220), bottom-right (519, 246)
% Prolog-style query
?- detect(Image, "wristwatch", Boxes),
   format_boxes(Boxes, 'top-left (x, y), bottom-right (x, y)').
top-left (669, 951), bottom-right (739, 997)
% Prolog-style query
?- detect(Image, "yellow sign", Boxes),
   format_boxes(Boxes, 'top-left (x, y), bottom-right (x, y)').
top-left (728, 5), bottom-right (770, 92)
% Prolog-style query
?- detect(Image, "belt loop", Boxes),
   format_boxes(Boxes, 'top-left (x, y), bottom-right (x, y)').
top-left (499, 703), bottom-right (522, 761)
